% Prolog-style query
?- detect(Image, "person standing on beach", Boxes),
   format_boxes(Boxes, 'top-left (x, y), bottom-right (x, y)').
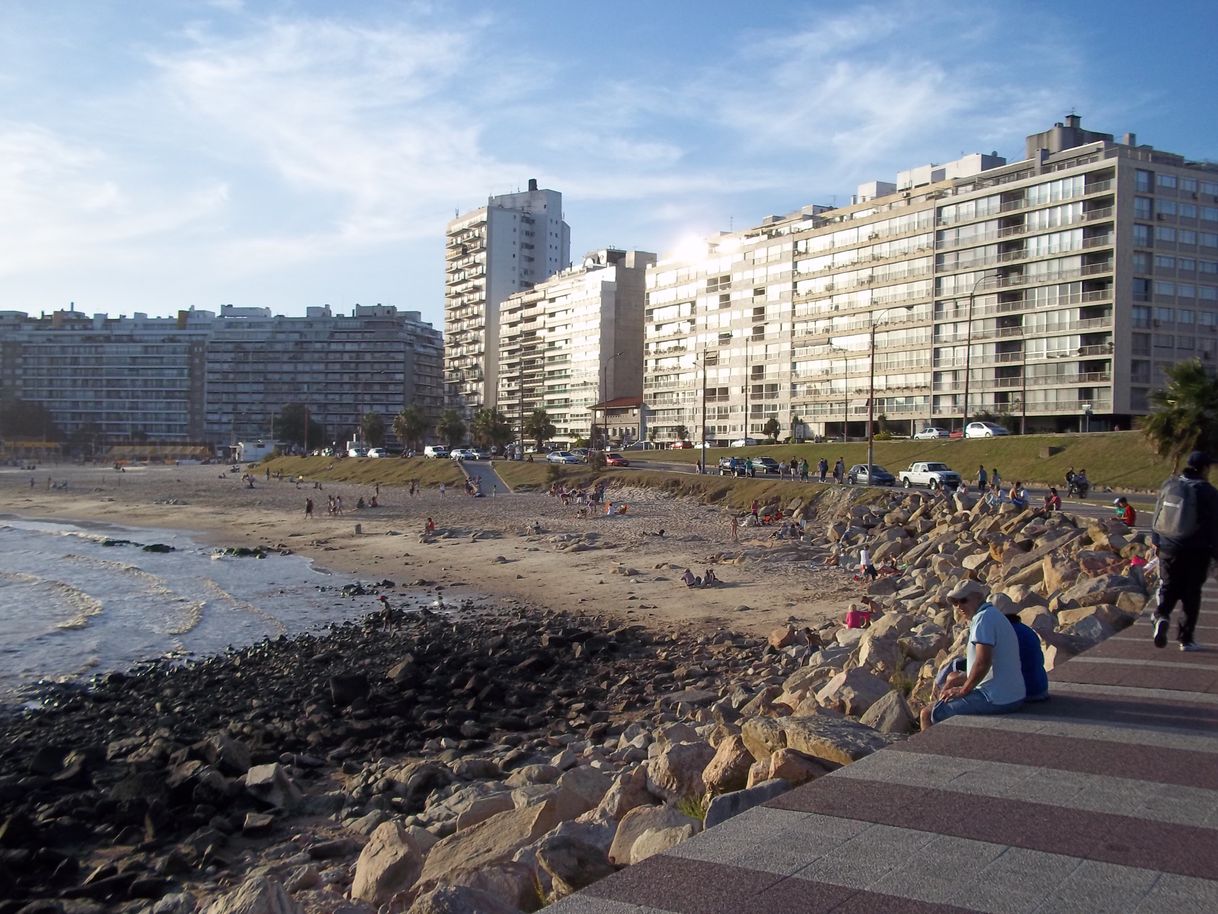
top-left (977, 465), bottom-right (988, 490)
top-left (304, 498), bottom-right (313, 518)
top-left (730, 514), bottom-right (739, 543)
top-left (335, 495), bottom-right (344, 515)
top-left (818, 457), bottom-right (828, 483)
top-left (439, 482), bottom-right (446, 497)
top-left (1151, 450), bottom-right (1218, 651)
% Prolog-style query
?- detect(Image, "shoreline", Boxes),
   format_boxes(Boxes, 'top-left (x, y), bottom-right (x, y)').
top-left (0, 464), bottom-right (853, 639)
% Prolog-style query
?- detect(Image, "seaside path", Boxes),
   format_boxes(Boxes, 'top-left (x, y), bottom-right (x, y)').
top-left (460, 459), bottom-right (513, 496)
top-left (548, 582), bottom-right (1218, 913)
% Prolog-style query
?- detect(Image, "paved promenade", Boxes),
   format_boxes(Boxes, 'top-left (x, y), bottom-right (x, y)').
top-left (550, 584), bottom-right (1218, 914)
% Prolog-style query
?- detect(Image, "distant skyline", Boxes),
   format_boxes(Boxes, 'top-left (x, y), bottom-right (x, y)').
top-left (2, 0), bottom-right (1216, 328)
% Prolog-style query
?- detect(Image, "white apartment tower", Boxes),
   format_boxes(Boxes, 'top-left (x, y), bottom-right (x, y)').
top-left (497, 249), bottom-right (654, 446)
top-left (644, 117), bottom-right (1218, 442)
top-left (444, 179), bottom-right (571, 415)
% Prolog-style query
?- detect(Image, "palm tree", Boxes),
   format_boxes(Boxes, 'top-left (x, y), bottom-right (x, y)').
top-left (523, 408), bottom-right (556, 451)
top-left (436, 410), bottom-right (466, 448)
top-left (471, 408), bottom-right (513, 449)
top-left (1143, 359), bottom-right (1218, 470)
top-left (393, 406), bottom-right (430, 452)
top-left (360, 412), bottom-right (386, 448)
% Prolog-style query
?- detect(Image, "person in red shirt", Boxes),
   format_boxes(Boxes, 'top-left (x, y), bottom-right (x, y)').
top-left (1114, 496), bottom-right (1136, 527)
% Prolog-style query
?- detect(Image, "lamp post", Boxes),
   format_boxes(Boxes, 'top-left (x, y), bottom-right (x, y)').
top-left (695, 348), bottom-right (709, 473)
top-left (867, 305), bottom-right (915, 476)
top-left (601, 351), bottom-right (623, 450)
top-left (961, 272), bottom-right (994, 430)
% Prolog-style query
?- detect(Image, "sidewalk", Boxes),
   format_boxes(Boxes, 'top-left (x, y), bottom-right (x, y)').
top-left (549, 584), bottom-right (1218, 914)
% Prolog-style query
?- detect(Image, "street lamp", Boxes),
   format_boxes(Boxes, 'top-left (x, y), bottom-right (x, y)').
top-left (692, 348), bottom-right (710, 473)
top-left (600, 351), bottom-right (623, 449)
top-left (867, 305), bottom-right (916, 476)
top-left (961, 271), bottom-right (996, 430)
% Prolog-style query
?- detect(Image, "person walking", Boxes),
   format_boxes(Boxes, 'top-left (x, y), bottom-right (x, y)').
top-left (977, 465), bottom-right (988, 490)
top-left (304, 497), bottom-right (314, 518)
top-left (833, 457), bottom-right (845, 484)
top-left (1151, 451), bottom-right (1218, 651)
top-left (818, 457), bottom-right (828, 483)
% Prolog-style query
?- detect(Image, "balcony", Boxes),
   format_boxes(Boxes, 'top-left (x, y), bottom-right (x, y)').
top-left (935, 288), bottom-right (1111, 321)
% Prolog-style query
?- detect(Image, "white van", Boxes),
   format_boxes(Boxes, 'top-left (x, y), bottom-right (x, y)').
top-left (423, 445), bottom-right (450, 459)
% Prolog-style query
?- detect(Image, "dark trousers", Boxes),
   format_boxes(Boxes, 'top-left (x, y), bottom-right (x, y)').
top-left (1156, 549), bottom-right (1212, 644)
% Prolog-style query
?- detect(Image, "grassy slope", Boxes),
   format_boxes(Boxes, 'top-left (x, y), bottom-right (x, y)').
top-left (260, 456), bottom-right (466, 488)
top-left (624, 431), bottom-right (1172, 492)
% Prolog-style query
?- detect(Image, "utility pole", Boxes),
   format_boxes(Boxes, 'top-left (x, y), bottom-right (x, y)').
top-left (700, 349), bottom-right (708, 473)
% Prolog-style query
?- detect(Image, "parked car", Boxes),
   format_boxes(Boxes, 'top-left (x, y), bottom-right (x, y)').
top-left (718, 456), bottom-right (749, 477)
top-left (847, 464), bottom-right (896, 486)
top-left (449, 448), bottom-right (476, 460)
top-left (605, 453), bottom-right (629, 467)
top-left (546, 451), bottom-right (580, 464)
top-left (964, 421), bottom-right (1011, 438)
top-left (913, 427), bottom-right (950, 440)
top-left (471, 448), bottom-right (491, 460)
top-left (346, 447), bottom-right (367, 458)
top-left (570, 448), bottom-right (590, 459)
top-left (749, 456), bottom-right (782, 476)
top-left (366, 448), bottom-right (387, 458)
top-left (423, 446), bottom-right (450, 459)
top-left (729, 437), bottom-right (759, 448)
top-left (623, 441), bottom-right (654, 450)
top-left (899, 461), bottom-right (962, 489)
top-left (671, 440), bottom-right (693, 449)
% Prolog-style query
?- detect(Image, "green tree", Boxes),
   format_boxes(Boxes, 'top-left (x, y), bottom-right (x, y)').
top-left (436, 410), bottom-right (466, 448)
top-left (392, 405), bottom-right (430, 452)
top-left (361, 412), bottom-right (386, 448)
top-left (0, 398), bottom-right (61, 441)
top-left (523, 408), bottom-right (556, 451)
top-left (471, 408), bottom-right (513, 449)
top-left (66, 422), bottom-right (103, 458)
top-left (762, 417), bottom-right (781, 441)
top-left (674, 424), bottom-right (689, 442)
top-left (1143, 359), bottom-right (1218, 470)
top-left (276, 404), bottom-right (325, 449)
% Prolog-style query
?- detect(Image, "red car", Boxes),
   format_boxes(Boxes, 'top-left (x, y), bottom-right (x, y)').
top-left (671, 440), bottom-right (693, 449)
top-left (605, 453), bottom-right (629, 467)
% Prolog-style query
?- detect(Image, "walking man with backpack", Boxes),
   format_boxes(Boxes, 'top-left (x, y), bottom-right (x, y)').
top-left (1151, 451), bottom-right (1218, 651)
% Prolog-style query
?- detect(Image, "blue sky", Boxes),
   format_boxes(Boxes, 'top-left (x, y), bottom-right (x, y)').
top-left (2, 0), bottom-right (1215, 327)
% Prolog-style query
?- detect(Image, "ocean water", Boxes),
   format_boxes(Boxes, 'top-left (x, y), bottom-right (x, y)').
top-left (0, 517), bottom-right (384, 704)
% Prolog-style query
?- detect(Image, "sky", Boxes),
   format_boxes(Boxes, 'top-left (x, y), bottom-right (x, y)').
top-left (2, 0), bottom-right (1216, 328)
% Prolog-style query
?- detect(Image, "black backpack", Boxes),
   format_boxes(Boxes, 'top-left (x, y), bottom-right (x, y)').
top-left (1152, 475), bottom-right (1200, 540)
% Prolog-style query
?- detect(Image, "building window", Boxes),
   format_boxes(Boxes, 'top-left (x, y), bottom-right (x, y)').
top-left (1133, 278), bottom-right (1151, 300)
top-left (1135, 197), bottom-right (1153, 219)
top-left (1154, 306), bottom-right (1175, 322)
top-left (1134, 224), bottom-right (1152, 246)
top-left (1136, 170), bottom-right (1153, 193)
top-left (1156, 226), bottom-right (1176, 243)
top-left (1134, 252), bottom-right (1152, 273)
top-left (1158, 173), bottom-right (1178, 190)
top-left (1132, 305), bottom-right (1152, 328)
top-left (1182, 177), bottom-right (1198, 193)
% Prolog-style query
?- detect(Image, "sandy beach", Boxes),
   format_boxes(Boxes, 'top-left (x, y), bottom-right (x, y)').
top-left (0, 462), bottom-right (852, 641)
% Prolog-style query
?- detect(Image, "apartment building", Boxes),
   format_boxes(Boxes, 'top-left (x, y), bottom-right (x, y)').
top-left (0, 303), bottom-right (443, 447)
top-left (444, 179), bottom-right (571, 416)
top-left (644, 116), bottom-right (1218, 442)
top-left (497, 249), bottom-right (654, 446)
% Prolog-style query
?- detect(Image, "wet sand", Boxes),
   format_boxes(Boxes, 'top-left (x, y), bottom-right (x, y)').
top-left (0, 463), bottom-right (854, 638)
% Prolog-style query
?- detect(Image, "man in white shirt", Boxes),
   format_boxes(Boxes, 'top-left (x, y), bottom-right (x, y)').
top-left (920, 579), bottom-right (1026, 729)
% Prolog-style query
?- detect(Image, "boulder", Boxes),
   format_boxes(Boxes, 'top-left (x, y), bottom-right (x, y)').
top-left (505, 764), bottom-right (559, 788)
top-left (1057, 615), bottom-right (1116, 652)
top-left (202, 876), bottom-right (302, 914)
top-left (243, 764), bottom-right (303, 812)
top-left (704, 779), bottom-right (792, 828)
top-left (444, 863), bottom-right (536, 913)
top-left (420, 795), bottom-right (576, 885)
top-left (406, 885), bottom-right (522, 914)
top-left (556, 765), bottom-right (611, 809)
top-left (1042, 554), bottom-right (1079, 594)
top-left (589, 765), bottom-right (656, 822)
top-left (701, 734), bottom-right (753, 795)
top-left (768, 625), bottom-right (798, 649)
top-left (536, 834), bottom-right (616, 896)
top-left (767, 748), bottom-right (833, 785)
top-left (743, 715), bottom-right (892, 768)
top-left (857, 690), bottom-right (917, 734)
top-left (608, 805), bottom-right (698, 865)
top-left (645, 741), bottom-right (715, 802)
top-left (815, 669), bottom-right (892, 717)
top-left (455, 793), bottom-right (516, 832)
top-left (1056, 604), bottom-right (1129, 628)
top-left (629, 824), bottom-right (699, 864)
top-left (351, 821), bottom-right (425, 905)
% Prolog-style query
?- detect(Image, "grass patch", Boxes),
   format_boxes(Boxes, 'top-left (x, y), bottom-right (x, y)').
top-left (676, 793), bottom-right (709, 822)
top-left (258, 455), bottom-right (465, 488)
top-left (624, 430), bottom-right (1173, 492)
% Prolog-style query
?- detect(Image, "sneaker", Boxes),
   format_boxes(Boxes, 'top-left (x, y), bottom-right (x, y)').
top-left (1153, 617), bottom-right (1169, 649)
top-left (1180, 642), bottom-right (1201, 652)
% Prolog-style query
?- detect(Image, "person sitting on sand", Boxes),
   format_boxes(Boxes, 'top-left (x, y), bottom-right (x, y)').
top-left (703, 568), bottom-right (720, 586)
top-left (369, 495), bottom-right (378, 508)
top-left (616, 503), bottom-right (628, 515)
top-left (531, 520), bottom-right (543, 534)
top-left (356, 496), bottom-right (366, 509)
top-left (681, 568), bottom-right (701, 587)
top-left (425, 517), bottom-right (436, 534)
top-left (844, 604), bottom-right (873, 628)
top-left (643, 529), bottom-right (665, 537)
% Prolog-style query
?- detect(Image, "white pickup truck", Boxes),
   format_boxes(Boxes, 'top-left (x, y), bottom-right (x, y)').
top-left (899, 461), bottom-right (962, 490)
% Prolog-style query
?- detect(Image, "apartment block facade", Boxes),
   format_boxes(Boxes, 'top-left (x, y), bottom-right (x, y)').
top-left (0, 304), bottom-right (443, 447)
top-left (444, 179), bottom-right (571, 416)
top-left (644, 117), bottom-right (1218, 443)
top-left (497, 249), bottom-right (654, 445)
